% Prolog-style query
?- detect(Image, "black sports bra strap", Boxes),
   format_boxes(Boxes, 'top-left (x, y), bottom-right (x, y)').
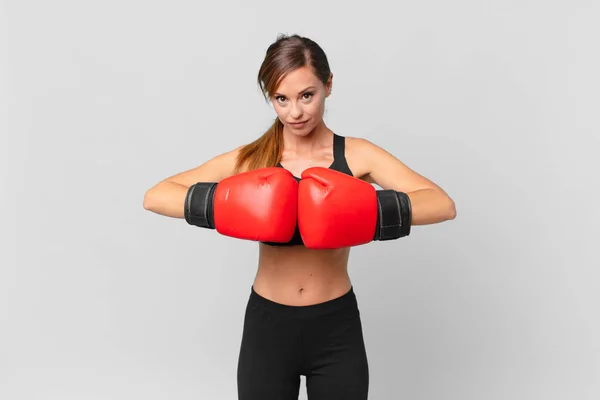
top-left (333, 133), bottom-right (345, 160)
top-left (331, 133), bottom-right (354, 177)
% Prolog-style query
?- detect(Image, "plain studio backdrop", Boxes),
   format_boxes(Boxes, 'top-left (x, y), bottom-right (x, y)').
top-left (1, 1), bottom-right (598, 399)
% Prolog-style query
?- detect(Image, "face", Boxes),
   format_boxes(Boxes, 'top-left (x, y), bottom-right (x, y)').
top-left (270, 66), bottom-right (332, 136)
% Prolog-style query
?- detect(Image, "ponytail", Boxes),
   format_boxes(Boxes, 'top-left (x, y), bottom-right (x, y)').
top-left (234, 118), bottom-right (283, 173)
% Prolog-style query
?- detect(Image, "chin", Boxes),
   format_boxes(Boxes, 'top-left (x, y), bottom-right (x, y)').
top-left (287, 124), bottom-right (315, 136)
top-left (292, 131), bottom-right (313, 138)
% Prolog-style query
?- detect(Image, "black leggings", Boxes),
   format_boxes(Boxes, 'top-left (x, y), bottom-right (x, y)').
top-left (237, 285), bottom-right (369, 399)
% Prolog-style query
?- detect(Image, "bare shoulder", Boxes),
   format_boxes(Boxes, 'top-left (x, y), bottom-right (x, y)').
top-left (344, 136), bottom-right (443, 192)
top-left (162, 145), bottom-right (245, 187)
top-left (343, 136), bottom-right (383, 182)
top-left (345, 136), bottom-right (387, 154)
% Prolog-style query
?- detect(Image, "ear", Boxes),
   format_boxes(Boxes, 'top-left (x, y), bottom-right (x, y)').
top-left (326, 73), bottom-right (333, 97)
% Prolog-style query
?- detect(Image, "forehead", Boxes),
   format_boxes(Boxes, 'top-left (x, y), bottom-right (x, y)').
top-left (275, 66), bottom-right (320, 93)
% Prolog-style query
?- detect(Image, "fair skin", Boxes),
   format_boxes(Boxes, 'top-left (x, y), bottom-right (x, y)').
top-left (144, 65), bottom-right (456, 306)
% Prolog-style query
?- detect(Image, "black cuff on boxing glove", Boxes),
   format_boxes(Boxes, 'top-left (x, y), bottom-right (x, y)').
top-left (374, 190), bottom-right (412, 241)
top-left (184, 182), bottom-right (218, 229)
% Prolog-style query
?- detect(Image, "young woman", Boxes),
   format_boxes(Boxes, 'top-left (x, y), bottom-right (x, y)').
top-left (144, 34), bottom-right (456, 400)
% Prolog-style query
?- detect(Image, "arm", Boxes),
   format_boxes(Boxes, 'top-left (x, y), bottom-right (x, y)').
top-left (143, 146), bottom-right (243, 218)
top-left (355, 138), bottom-right (457, 225)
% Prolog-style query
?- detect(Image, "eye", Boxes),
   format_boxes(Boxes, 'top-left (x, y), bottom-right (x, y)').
top-left (275, 96), bottom-right (286, 104)
top-left (302, 92), bottom-right (314, 100)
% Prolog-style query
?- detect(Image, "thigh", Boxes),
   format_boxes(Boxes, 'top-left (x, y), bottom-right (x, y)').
top-left (237, 300), bottom-right (302, 400)
top-left (305, 314), bottom-right (369, 400)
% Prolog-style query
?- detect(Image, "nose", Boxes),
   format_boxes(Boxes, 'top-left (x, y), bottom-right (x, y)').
top-left (290, 102), bottom-right (303, 119)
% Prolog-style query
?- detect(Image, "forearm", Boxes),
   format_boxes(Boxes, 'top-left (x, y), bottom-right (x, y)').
top-left (143, 181), bottom-right (189, 218)
top-left (407, 188), bottom-right (456, 225)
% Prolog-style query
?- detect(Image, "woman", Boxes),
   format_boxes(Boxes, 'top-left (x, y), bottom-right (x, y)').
top-left (143, 34), bottom-right (456, 400)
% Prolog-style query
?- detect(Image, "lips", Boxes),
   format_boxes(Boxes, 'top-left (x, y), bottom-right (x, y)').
top-left (289, 120), bottom-right (308, 126)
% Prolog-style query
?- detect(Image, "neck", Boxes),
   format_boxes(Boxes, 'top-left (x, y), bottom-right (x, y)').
top-left (281, 122), bottom-right (332, 156)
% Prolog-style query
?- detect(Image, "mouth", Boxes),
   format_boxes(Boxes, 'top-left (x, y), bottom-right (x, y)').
top-left (289, 120), bottom-right (308, 126)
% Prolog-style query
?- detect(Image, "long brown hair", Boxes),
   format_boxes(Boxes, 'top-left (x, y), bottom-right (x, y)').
top-left (234, 34), bottom-right (332, 173)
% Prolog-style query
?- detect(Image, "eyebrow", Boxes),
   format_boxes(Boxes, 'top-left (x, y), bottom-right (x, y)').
top-left (273, 86), bottom-right (316, 96)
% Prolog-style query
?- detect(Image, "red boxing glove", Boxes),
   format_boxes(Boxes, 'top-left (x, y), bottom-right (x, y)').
top-left (185, 167), bottom-right (298, 242)
top-left (298, 167), bottom-right (378, 249)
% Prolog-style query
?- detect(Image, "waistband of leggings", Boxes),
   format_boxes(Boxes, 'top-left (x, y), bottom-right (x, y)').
top-left (249, 285), bottom-right (357, 318)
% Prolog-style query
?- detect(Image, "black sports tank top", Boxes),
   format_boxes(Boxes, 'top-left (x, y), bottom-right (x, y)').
top-left (262, 133), bottom-right (353, 247)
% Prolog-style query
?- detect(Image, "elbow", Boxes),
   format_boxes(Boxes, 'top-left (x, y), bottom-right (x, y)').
top-left (446, 198), bottom-right (457, 220)
top-left (143, 189), bottom-right (156, 211)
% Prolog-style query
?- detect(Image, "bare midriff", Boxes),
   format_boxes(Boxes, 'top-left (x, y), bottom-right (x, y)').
top-left (253, 243), bottom-right (353, 306)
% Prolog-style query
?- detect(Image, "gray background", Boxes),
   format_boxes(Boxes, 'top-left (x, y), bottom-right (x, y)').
top-left (2, 0), bottom-right (599, 399)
